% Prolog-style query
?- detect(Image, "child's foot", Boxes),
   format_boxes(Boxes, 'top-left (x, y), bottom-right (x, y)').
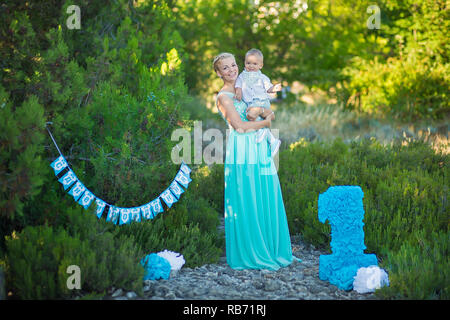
top-left (255, 129), bottom-right (267, 143)
top-left (270, 139), bottom-right (281, 157)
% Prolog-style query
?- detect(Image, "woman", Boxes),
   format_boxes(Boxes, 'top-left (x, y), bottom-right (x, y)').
top-left (214, 52), bottom-right (298, 270)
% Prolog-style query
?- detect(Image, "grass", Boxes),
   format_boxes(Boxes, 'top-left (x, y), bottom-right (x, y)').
top-left (271, 87), bottom-right (449, 155)
top-left (182, 87), bottom-right (449, 165)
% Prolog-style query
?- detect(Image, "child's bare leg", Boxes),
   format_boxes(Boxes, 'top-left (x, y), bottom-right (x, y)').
top-left (246, 107), bottom-right (263, 121)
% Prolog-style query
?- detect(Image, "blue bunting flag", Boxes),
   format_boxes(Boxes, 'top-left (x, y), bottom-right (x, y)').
top-left (180, 161), bottom-right (192, 176)
top-left (95, 198), bottom-right (107, 218)
top-left (140, 203), bottom-right (153, 220)
top-left (169, 181), bottom-right (184, 199)
top-left (119, 208), bottom-right (132, 225)
top-left (160, 189), bottom-right (177, 208)
top-left (174, 170), bottom-right (192, 189)
top-left (78, 189), bottom-right (95, 209)
top-left (131, 207), bottom-right (141, 223)
top-left (58, 170), bottom-right (78, 190)
top-left (68, 181), bottom-right (86, 201)
top-left (106, 205), bottom-right (120, 224)
top-left (50, 155), bottom-right (68, 175)
top-left (150, 198), bottom-right (163, 215)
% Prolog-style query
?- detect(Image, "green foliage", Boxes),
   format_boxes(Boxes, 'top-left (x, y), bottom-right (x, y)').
top-left (0, 1), bottom-right (188, 225)
top-left (340, 0), bottom-right (449, 120)
top-left (279, 137), bottom-right (449, 298)
top-left (0, 88), bottom-right (46, 223)
top-left (341, 53), bottom-right (449, 120)
top-left (6, 224), bottom-right (87, 299)
top-left (118, 216), bottom-right (222, 269)
top-left (5, 207), bottom-right (144, 300)
top-left (172, 0), bottom-right (375, 98)
top-left (376, 231), bottom-right (449, 300)
top-left (190, 165), bottom-right (225, 213)
top-left (1, 0), bottom-right (222, 299)
top-left (172, 0), bottom-right (449, 119)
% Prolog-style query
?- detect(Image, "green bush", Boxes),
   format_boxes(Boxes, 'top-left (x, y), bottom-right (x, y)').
top-left (279, 137), bottom-right (449, 299)
top-left (118, 217), bottom-right (222, 269)
top-left (190, 165), bottom-right (225, 214)
top-left (5, 207), bottom-right (144, 299)
top-left (376, 231), bottom-right (449, 300)
top-left (6, 225), bottom-right (85, 299)
top-left (117, 181), bottom-right (224, 269)
top-left (0, 88), bottom-right (46, 248)
top-left (1, 1), bottom-right (221, 299)
top-left (341, 55), bottom-right (449, 120)
top-left (0, 0), bottom-right (190, 236)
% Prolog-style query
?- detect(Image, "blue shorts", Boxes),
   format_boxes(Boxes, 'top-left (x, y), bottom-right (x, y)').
top-left (246, 98), bottom-right (271, 110)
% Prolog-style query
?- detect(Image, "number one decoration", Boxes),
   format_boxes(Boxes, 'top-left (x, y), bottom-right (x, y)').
top-left (318, 186), bottom-right (378, 290)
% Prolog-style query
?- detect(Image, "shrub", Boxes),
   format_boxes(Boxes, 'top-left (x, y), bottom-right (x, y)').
top-left (6, 224), bottom-right (92, 299)
top-left (5, 208), bottom-right (144, 299)
top-left (190, 164), bottom-right (225, 214)
top-left (279, 137), bottom-right (449, 298)
top-left (376, 231), bottom-right (449, 300)
top-left (117, 215), bottom-right (222, 269)
top-left (0, 89), bottom-right (46, 250)
top-left (115, 173), bottom-right (224, 269)
top-left (341, 55), bottom-right (449, 120)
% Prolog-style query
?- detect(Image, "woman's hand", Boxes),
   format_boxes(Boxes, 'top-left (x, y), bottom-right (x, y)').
top-left (218, 93), bottom-right (271, 132)
top-left (261, 108), bottom-right (275, 120)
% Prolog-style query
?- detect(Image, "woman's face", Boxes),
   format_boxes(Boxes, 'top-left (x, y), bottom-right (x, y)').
top-left (216, 57), bottom-right (239, 82)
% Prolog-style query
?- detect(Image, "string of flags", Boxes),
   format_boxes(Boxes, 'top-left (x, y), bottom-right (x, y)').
top-left (50, 155), bottom-right (192, 224)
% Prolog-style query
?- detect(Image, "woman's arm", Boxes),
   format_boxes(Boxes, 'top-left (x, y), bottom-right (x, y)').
top-left (217, 94), bottom-right (271, 132)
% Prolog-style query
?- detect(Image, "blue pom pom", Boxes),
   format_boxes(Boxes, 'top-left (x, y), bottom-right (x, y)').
top-left (140, 253), bottom-right (171, 280)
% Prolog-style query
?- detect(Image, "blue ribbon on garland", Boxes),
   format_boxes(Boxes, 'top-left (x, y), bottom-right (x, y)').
top-left (47, 124), bottom-right (192, 225)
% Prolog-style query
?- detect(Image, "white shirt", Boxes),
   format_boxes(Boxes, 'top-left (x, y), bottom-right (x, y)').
top-left (235, 70), bottom-right (272, 104)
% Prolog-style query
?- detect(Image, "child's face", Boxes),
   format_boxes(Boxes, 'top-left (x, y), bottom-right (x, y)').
top-left (245, 54), bottom-right (263, 72)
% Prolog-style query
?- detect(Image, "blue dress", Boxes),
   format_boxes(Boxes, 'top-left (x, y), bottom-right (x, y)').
top-left (216, 91), bottom-right (297, 270)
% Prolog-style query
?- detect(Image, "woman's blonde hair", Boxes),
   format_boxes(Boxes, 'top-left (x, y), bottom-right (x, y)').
top-left (213, 52), bottom-right (235, 72)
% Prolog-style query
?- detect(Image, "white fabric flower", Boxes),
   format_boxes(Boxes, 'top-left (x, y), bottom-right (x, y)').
top-left (156, 250), bottom-right (185, 271)
top-left (353, 265), bottom-right (389, 293)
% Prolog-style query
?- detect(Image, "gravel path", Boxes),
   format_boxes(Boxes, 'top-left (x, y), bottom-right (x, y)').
top-left (106, 230), bottom-right (377, 300)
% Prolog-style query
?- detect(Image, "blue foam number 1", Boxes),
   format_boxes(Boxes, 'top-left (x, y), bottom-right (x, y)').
top-left (318, 186), bottom-right (378, 291)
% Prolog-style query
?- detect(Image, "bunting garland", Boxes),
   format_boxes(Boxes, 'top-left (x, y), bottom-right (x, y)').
top-left (50, 154), bottom-right (192, 224)
top-left (47, 124), bottom-right (192, 225)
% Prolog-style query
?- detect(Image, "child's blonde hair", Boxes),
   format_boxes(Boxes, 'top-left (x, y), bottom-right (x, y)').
top-left (245, 48), bottom-right (264, 60)
top-left (213, 52), bottom-right (235, 72)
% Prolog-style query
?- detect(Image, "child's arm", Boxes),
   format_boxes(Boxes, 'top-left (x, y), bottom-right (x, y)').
top-left (235, 87), bottom-right (243, 101)
top-left (262, 73), bottom-right (282, 94)
top-left (234, 74), bottom-right (243, 101)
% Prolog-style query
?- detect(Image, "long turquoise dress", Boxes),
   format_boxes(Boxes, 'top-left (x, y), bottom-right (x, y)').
top-left (217, 90), bottom-right (297, 270)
